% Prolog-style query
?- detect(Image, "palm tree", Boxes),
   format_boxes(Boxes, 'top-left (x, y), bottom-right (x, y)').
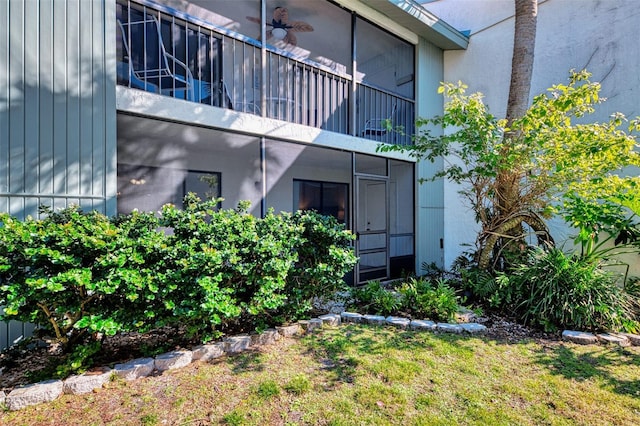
top-left (483, 0), bottom-right (542, 270)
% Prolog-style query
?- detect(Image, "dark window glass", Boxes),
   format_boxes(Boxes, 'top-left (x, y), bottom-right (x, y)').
top-left (294, 180), bottom-right (348, 224)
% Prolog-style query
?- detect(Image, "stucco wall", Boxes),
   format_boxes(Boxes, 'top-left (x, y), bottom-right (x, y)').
top-left (423, 0), bottom-right (640, 268)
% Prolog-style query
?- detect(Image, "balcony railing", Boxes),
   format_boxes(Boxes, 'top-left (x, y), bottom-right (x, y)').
top-left (116, 0), bottom-right (414, 145)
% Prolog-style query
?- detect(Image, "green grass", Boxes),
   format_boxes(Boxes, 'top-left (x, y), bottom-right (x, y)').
top-left (2, 325), bottom-right (639, 425)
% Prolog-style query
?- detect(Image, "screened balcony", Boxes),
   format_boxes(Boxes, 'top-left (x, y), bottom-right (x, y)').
top-left (116, 0), bottom-right (415, 145)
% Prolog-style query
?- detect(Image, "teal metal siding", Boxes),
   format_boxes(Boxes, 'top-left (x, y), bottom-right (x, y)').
top-left (415, 38), bottom-right (445, 268)
top-left (0, 0), bottom-right (116, 220)
top-left (0, 0), bottom-right (116, 351)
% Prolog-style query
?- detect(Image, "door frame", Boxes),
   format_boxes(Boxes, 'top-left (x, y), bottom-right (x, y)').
top-left (354, 174), bottom-right (390, 284)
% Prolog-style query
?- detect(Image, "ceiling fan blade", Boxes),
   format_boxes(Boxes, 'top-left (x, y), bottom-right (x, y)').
top-left (288, 21), bottom-right (314, 33)
top-left (284, 32), bottom-right (297, 46)
top-left (246, 16), bottom-right (261, 24)
top-left (273, 7), bottom-right (289, 24)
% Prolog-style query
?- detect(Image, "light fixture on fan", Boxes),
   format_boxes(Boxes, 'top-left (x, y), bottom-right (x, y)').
top-left (271, 27), bottom-right (287, 40)
top-left (247, 7), bottom-right (313, 46)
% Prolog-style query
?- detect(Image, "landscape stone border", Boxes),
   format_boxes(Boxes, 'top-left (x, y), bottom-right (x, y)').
top-left (2, 312), bottom-right (638, 411)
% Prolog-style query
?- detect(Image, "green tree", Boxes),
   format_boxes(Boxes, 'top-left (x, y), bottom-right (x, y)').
top-left (379, 70), bottom-right (640, 270)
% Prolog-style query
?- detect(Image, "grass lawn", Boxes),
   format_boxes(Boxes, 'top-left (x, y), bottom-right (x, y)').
top-left (2, 324), bottom-right (639, 425)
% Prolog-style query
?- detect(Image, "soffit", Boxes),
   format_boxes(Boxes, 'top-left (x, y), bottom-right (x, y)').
top-left (356, 0), bottom-right (468, 50)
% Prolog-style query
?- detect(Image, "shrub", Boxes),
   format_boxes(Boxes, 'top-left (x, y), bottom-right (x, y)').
top-left (0, 206), bottom-right (168, 348)
top-left (397, 277), bottom-right (460, 321)
top-left (0, 197), bottom-right (358, 352)
top-left (500, 247), bottom-right (638, 332)
top-left (276, 210), bottom-right (357, 322)
top-left (349, 281), bottom-right (401, 316)
top-left (158, 197), bottom-right (301, 338)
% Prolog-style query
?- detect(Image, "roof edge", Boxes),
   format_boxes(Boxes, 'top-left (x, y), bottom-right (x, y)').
top-left (364, 0), bottom-right (469, 50)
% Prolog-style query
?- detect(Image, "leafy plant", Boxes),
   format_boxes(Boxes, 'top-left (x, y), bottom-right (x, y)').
top-left (0, 206), bottom-right (168, 349)
top-left (276, 210), bottom-right (357, 322)
top-left (397, 277), bottom-right (460, 321)
top-left (379, 70), bottom-right (640, 271)
top-left (349, 281), bottom-right (401, 316)
top-left (499, 247), bottom-right (638, 332)
top-left (0, 196), bottom-right (357, 355)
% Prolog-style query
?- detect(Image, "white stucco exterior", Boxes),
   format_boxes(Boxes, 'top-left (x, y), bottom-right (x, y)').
top-left (422, 0), bottom-right (640, 267)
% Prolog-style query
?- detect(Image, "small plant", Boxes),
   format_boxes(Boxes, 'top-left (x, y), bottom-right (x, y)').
top-left (397, 277), bottom-right (460, 321)
top-left (349, 281), bottom-right (401, 316)
top-left (222, 411), bottom-right (245, 426)
top-left (256, 379), bottom-right (280, 399)
top-left (284, 374), bottom-right (312, 395)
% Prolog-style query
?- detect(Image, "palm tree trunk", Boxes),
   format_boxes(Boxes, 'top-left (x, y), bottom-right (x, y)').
top-left (506, 0), bottom-right (538, 124)
top-left (493, 0), bottom-right (539, 270)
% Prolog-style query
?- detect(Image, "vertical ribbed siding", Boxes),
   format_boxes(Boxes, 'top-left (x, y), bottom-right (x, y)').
top-left (0, 0), bottom-right (116, 350)
top-left (0, 0), bottom-right (9, 214)
top-left (0, 0), bottom-right (116, 220)
top-left (415, 38), bottom-right (445, 268)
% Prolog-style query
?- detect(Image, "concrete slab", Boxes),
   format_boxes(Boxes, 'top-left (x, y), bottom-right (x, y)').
top-left (6, 380), bottom-right (63, 410)
top-left (562, 330), bottom-right (598, 345)
top-left (155, 350), bottom-right (193, 372)
top-left (63, 368), bottom-right (112, 395)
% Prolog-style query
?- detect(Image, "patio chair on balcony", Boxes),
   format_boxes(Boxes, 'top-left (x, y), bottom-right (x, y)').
top-left (117, 14), bottom-right (195, 101)
top-left (198, 80), bottom-right (233, 109)
top-left (361, 102), bottom-right (398, 138)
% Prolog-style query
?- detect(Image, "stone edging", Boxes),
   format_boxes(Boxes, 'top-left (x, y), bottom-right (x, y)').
top-left (2, 312), bottom-right (638, 411)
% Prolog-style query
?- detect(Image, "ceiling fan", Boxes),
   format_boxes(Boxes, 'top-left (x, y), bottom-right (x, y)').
top-left (247, 7), bottom-right (314, 46)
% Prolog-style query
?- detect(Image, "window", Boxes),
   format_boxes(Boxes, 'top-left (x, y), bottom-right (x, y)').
top-left (293, 180), bottom-right (348, 224)
top-left (117, 164), bottom-right (221, 214)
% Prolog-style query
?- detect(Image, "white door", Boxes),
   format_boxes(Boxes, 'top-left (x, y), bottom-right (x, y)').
top-left (356, 177), bottom-right (389, 283)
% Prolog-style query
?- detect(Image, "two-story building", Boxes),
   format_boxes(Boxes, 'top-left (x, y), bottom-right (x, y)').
top-left (1, 0), bottom-right (468, 292)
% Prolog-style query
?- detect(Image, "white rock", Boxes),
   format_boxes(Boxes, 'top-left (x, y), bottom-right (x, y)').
top-left (363, 314), bottom-right (386, 325)
top-left (6, 379), bottom-right (63, 410)
top-left (460, 323), bottom-right (487, 334)
top-left (562, 330), bottom-right (598, 345)
top-left (410, 320), bottom-right (437, 331)
top-left (276, 324), bottom-right (302, 337)
top-left (340, 312), bottom-right (363, 323)
top-left (318, 314), bottom-right (341, 326)
top-left (385, 316), bottom-right (411, 329)
top-left (596, 333), bottom-right (630, 347)
top-left (250, 329), bottom-right (280, 346)
top-left (305, 318), bottom-right (323, 333)
top-left (436, 323), bottom-right (463, 334)
top-left (114, 357), bottom-right (155, 381)
top-left (224, 335), bottom-right (252, 353)
top-left (63, 368), bottom-right (112, 395)
top-left (192, 342), bottom-right (226, 361)
top-left (620, 333), bottom-right (640, 346)
top-left (155, 350), bottom-right (193, 371)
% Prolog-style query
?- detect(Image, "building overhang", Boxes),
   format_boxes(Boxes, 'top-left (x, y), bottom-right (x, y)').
top-left (359, 0), bottom-right (468, 50)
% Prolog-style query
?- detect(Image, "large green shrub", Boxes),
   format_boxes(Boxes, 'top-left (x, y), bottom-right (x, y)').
top-left (276, 210), bottom-right (357, 322)
top-left (498, 247), bottom-right (638, 332)
top-left (159, 196), bottom-right (302, 336)
top-left (0, 207), bottom-right (168, 348)
top-left (0, 197), bottom-right (357, 352)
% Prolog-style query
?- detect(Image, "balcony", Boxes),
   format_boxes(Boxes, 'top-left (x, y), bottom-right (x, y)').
top-left (116, 0), bottom-right (414, 145)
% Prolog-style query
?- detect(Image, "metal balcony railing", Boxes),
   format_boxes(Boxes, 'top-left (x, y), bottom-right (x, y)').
top-left (116, 0), bottom-right (414, 145)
